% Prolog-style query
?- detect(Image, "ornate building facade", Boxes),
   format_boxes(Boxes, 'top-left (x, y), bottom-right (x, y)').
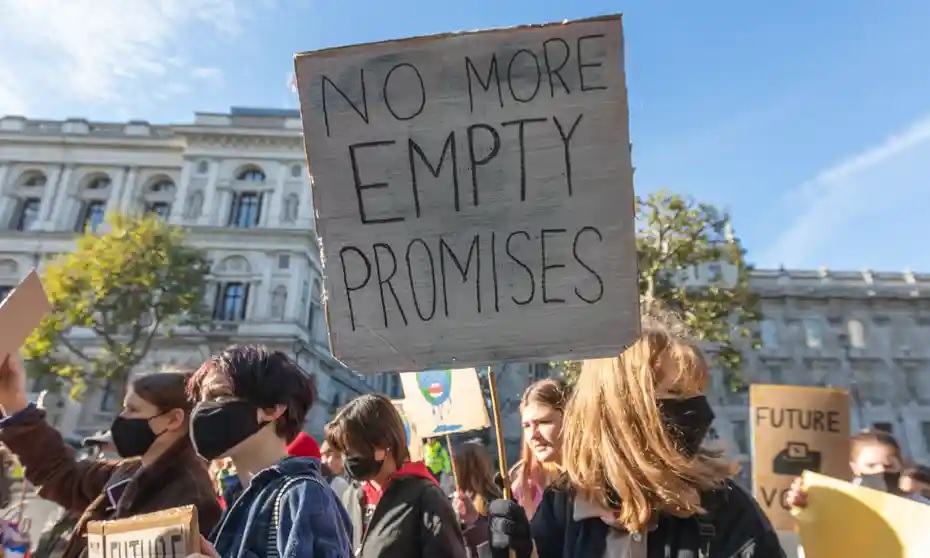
top-left (0, 108), bottom-right (401, 439)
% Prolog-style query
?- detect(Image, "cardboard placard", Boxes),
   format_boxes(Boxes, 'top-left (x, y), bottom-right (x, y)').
top-left (294, 15), bottom-right (639, 373)
top-left (750, 385), bottom-right (850, 530)
top-left (797, 471), bottom-right (930, 557)
top-left (391, 399), bottom-right (425, 461)
top-left (0, 270), bottom-right (52, 357)
top-left (399, 369), bottom-right (490, 436)
top-left (85, 506), bottom-right (199, 558)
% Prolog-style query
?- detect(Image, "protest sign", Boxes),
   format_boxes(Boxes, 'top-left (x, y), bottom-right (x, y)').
top-left (0, 270), bottom-right (52, 357)
top-left (399, 368), bottom-right (489, 436)
top-left (392, 399), bottom-right (425, 460)
top-left (294, 15), bottom-right (639, 373)
top-left (750, 385), bottom-right (850, 530)
top-left (796, 471), bottom-right (930, 557)
top-left (85, 506), bottom-right (198, 558)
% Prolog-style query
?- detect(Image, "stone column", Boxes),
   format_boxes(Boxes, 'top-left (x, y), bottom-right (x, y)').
top-left (267, 164), bottom-right (287, 227)
top-left (199, 160), bottom-right (219, 226)
top-left (38, 165), bottom-right (63, 230)
top-left (170, 160), bottom-right (193, 225)
top-left (257, 262), bottom-right (274, 320)
top-left (287, 259), bottom-right (304, 321)
top-left (119, 167), bottom-right (138, 212)
top-left (297, 173), bottom-right (313, 229)
top-left (107, 168), bottom-right (127, 212)
top-left (48, 165), bottom-right (74, 231)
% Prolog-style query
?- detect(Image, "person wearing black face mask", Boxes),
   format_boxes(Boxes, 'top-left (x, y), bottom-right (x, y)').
top-left (324, 393), bottom-right (468, 558)
top-left (487, 328), bottom-right (785, 558)
top-left (0, 357), bottom-right (221, 558)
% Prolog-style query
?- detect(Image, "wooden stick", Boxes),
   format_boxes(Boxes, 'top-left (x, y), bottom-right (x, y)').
top-left (486, 367), bottom-right (511, 500)
top-left (446, 434), bottom-right (461, 492)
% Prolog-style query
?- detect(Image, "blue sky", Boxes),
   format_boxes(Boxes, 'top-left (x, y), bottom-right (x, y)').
top-left (2, 0), bottom-right (929, 273)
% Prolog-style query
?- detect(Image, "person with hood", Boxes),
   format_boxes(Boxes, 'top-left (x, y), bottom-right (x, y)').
top-left (0, 356), bottom-right (221, 558)
top-left (324, 393), bottom-right (467, 558)
top-left (185, 345), bottom-right (351, 558)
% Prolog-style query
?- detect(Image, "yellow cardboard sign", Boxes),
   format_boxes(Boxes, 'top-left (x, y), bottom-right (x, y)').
top-left (796, 471), bottom-right (930, 557)
top-left (0, 270), bottom-right (52, 357)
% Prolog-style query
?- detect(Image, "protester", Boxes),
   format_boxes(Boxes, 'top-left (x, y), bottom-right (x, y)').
top-left (0, 356), bottom-right (221, 558)
top-left (287, 431), bottom-right (322, 459)
top-left (488, 329), bottom-right (784, 558)
top-left (320, 440), bottom-right (350, 498)
top-left (901, 465), bottom-right (930, 500)
top-left (508, 378), bottom-right (569, 519)
top-left (325, 393), bottom-right (467, 558)
top-left (425, 437), bottom-right (452, 482)
top-left (450, 440), bottom-right (502, 557)
top-left (185, 344), bottom-right (351, 558)
top-left (787, 430), bottom-right (930, 506)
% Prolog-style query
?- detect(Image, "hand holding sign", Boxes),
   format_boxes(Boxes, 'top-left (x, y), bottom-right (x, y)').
top-left (0, 354), bottom-right (28, 414)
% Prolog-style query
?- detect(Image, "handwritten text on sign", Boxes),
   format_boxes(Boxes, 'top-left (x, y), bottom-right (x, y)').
top-left (295, 15), bottom-right (638, 373)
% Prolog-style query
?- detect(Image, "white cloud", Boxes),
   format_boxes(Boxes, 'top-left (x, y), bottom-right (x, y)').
top-left (0, 0), bottom-right (243, 115)
top-left (192, 67), bottom-right (224, 82)
top-left (760, 114), bottom-right (930, 268)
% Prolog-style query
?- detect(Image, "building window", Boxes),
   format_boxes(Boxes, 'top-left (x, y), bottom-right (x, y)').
top-left (237, 168), bottom-right (266, 182)
top-left (214, 282), bottom-right (249, 321)
top-left (21, 172), bottom-right (47, 188)
top-left (277, 254), bottom-right (290, 269)
top-left (87, 177), bottom-right (111, 190)
top-left (197, 160), bottom-right (209, 175)
top-left (768, 366), bottom-right (785, 384)
top-left (228, 192), bottom-right (261, 228)
top-left (731, 420), bottom-right (748, 454)
top-left (804, 319), bottom-right (823, 349)
top-left (847, 319), bottom-right (867, 349)
top-left (291, 164), bottom-right (302, 178)
top-left (0, 286), bottom-right (12, 301)
top-left (99, 380), bottom-right (118, 413)
top-left (13, 198), bottom-right (41, 231)
top-left (760, 320), bottom-right (779, 348)
top-left (145, 201), bottom-right (171, 220)
top-left (76, 201), bottom-right (106, 232)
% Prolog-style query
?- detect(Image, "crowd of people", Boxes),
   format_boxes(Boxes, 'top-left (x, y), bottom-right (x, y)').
top-left (0, 328), bottom-right (927, 558)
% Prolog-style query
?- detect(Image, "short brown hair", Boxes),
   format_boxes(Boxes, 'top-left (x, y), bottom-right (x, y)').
top-left (132, 371), bottom-right (194, 417)
top-left (324, 394), bottom-right (409, 463)
top-left (851, 430), bottom-right (902, 461)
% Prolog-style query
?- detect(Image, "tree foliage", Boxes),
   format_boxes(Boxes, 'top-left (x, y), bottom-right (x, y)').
top-left (23, 212), bottom-right (211, 397)
top-left (556, 190), bottom-right (761, 389)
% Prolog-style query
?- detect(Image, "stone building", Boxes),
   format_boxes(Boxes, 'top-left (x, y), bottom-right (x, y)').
top-left (0, 108), bottom-right (401, 439)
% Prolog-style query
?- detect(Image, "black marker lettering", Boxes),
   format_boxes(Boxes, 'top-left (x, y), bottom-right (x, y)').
top-left (501, 117), bottom-right (547, 201)
top-left (439, 235), bottom-right (481, 316)
top-left (541, 228), bottom-right (567, 303)
top-left (408, 132), bottom-right (459, 216)
top-left (506, 231), bottom-right (535, 305)
top-left (373, 243), bottom-right (407, 327)
top-left (467, 124), bottom-right (501, 207)
top-left (465, 55), bottom-right (504, 112)
top-left (577, 34), bottom-right (608, 92)
top-left (573, 226), bottom-right (604, 303)
top-left (406, 238), bottom-right (437, 321)
top-left (383, 63), bottom-right (426, 121)
top-left (339, 246), bottom-right (372, 331)
top-left (490, 231), bottom-right (500, 312)
top-left (349, 141), bottom-right (403, 224)
top-left (542, 38), bottom-right (571, 97)
top-left (553, 114), bottom-right (583, 196)
top-left (321, 72), bottom-right (369, 137)
top-left (506, 49), bottom-right (542, 103)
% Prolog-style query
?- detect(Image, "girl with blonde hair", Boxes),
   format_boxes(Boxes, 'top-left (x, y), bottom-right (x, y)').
top-left (489, 329), bottom-right (783, 558)
top-left (508, 378), bottom-right (570, 519)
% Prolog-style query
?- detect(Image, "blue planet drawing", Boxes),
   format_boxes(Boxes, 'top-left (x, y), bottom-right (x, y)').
top-left (416, 370), bottom-right (453, 406)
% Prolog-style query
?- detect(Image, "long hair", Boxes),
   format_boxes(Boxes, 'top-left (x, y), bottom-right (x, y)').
top-left (454, 441), bottom-right (501, 515)
top-left (512, 378), bottom-right (570, 505)
top-left (562, 329), bottom-right (732, 532)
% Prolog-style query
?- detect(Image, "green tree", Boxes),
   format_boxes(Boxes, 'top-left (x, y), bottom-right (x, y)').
top-left (23, 212), bottom-right (211, 398)
top-left (556, 190), bottom-right (761, 388)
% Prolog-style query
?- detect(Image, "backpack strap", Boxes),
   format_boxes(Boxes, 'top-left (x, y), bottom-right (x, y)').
top-left (694, 488), bottom-right (725, 558)
top-left (266, 474), bottom-right (326, 558)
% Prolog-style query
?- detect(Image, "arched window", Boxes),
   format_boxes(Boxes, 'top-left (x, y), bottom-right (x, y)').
top-left (196, 160), bottom-right (209, 175)
top-left (847, 319), bottom-right (867, 349)
top-left (237, 167), bottom-right (266, 182)
top-left (291, 164), bottom-right (302, 178)
top-left (143, 178), bottom-right (176, 220)
top-left (74, 174), bottom-right (112, 233)
top-left (7, 171), bottom-right (48, 231)
top-left (21, 172), bottom-right (47, 188)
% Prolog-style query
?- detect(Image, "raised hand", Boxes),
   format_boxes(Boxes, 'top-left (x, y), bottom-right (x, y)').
top-left (0, 354), bottom-right (29, 415)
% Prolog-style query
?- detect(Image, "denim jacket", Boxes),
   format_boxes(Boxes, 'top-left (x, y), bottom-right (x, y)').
top-left (211, 456), bottom-right (353, 558)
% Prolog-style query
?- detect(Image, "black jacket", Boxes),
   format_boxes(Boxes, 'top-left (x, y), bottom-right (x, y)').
top-left (340, 472), bottom-right (468, 558)
top-left (531, 479), bottom-right (785, 558)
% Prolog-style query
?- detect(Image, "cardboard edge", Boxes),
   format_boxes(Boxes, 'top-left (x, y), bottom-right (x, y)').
top-left (293, 14), bottom-right (623, 61)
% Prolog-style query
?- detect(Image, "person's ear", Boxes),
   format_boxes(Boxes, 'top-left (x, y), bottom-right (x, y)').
top-left (164, 408), bottom-right (187, 432)
top-left (257, 404), bottom-right (287, 423)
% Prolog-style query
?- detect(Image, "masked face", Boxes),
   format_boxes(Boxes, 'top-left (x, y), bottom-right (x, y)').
top-left (657, 396), bottom-right (715, 455)
top-left (110, 413), bottom-right (167, 458)
top-left (343, 452), bottom-right (384, 481)
top-left (190, 400), bottom-right (270, 461)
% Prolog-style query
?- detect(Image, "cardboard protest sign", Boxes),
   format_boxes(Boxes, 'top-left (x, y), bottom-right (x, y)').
top-left (295, 15), bottom-right (639, 373)
top-left (0, 270), bottom-right (52, 357)
top-left (399, 369), bottom-right (489, 436)
top-left (86, 506), bottom-right (199, 558)
top-left (750, 385), bottom-right (850, 530)
top-left (796, 471), bottom-right (930, 557)
top-left (392, 399), bottom-right (425, 461)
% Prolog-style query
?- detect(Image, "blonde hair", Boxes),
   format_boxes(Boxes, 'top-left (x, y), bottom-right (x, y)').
top-left (454, 441), bottom-right (501, 515)
top-left (513, 379), bottom-right (570, 503)
top-left (562, 329), bottom-right (732, 532)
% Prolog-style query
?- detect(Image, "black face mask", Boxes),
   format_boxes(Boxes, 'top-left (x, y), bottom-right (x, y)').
top-left (110, 412), bottom-right (167, 458)
top-left (657, 396), bottom-right (715, 455)
top-left (190, 400), bottom-right (269, 461)
top-left (343, 455), bottom-right (383, 481)
top-left (857, 471), bottom-right (902, 494)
